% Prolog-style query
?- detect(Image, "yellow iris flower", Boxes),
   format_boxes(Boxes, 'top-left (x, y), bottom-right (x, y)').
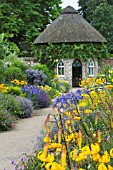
top-left (98, 163), bottom-right (107, 170)
top-left (48, 143), bottom-right (62, 149)
top-left (43, 132), bottom-right (51, 143)
top-left (38, 151), bottom-right (54, 163)
top-left (91, 143), bottom-right (100, 154)
top-left (70, 149), bottom-right (77, 160)
top-left (76, 152), bottom-right (86, 162)
top-left (100, 151), bottom-right (110, 163)
top-left (110, 148), bottom-right (113, 157)
top-left (84, 109), bottom-right (92, 114)
top-left (65, 133), bottom-right (75, 142)
top-left (45, 162), bottom-right (65, 170)
top-left (81, 145), bottom-right (91, 156)
top-left (108, 165), bottom-right (113, 170)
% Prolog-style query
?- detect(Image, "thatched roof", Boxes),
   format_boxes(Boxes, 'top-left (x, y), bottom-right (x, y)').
top-left (34, 6), bottom-right (107, 44)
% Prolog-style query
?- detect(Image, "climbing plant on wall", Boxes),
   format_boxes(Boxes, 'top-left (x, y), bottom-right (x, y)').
top-left (34, 43), bottom-right (109, 69)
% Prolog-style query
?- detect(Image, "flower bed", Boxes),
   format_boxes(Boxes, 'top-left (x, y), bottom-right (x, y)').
top-left (13, 73), bottom-right (113, 170)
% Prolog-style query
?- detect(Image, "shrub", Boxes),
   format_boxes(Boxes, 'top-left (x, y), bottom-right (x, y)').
top-left (0, 109), bottom-right (15, 131)
top-left (21, 85), bottom-right (50, 109)
top-left (4, 66), bottom-right (27, 82)
top-left (16, 96), bottom-right (33, 118)
top-left (0, 92), bottom-right (22, 117)
top-left (25, 69), bottom-right (47, 86)
top-left (37, 85), bottom-right (62, 101)
top-left (12, 58), bottom-right (27, 72)
top-left (110, 54), bottom-right (113, 58)
top-left (58, 79), bottom-right (70, 92)
top-left (51, 76), bottom-right (65, 93)
top-left (0, 60), bottom-right (5, 83)
top-left (33, 64), bottom-right (54, 85)
top-left (7, 86), bottom-right (25, 96)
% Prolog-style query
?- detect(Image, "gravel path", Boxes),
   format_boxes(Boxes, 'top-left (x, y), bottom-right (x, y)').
top-left (0, 107), bottom-right (54, 170)
top-left (0, 88), bottom-right (78, 170)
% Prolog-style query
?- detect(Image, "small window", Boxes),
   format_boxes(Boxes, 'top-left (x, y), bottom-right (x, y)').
top-left (89, 60), bottom-right (94, 77)
top-left (57, 61), bottom-right (64, 76)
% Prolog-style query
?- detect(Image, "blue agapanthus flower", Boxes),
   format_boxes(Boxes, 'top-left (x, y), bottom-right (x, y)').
top-left (53, 89), bottom-right (83, 109)
top-left (21, 85), bottom-right (50, 109)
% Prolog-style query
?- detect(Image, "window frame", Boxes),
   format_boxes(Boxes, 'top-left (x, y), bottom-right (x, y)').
top-left (89, 60), bottom-right (94, 77)
top-left (57, 60), bottom-right (65, 77)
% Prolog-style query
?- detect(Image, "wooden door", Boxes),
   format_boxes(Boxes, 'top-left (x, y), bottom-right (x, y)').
top-left (72, 60), bottom-right (82, 87)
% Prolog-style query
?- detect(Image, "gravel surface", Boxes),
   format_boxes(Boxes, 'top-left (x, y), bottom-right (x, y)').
top-left (0, 88), bottom-right (78, 170)
top-left (0, 107), bottom-right (54, 170)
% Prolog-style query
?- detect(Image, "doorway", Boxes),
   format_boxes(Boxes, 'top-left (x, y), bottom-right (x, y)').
top-left (72, 60), bottom-right (82, 87)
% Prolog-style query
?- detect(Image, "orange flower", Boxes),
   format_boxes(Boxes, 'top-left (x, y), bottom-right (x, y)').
top-left (44, 121), bottom-right (47, 133)
top-left (77, 130), bottom-right (82, 149)
top-left (43, 143), bottom-right (48, 157)
top-left (98, 129), bottom-right (101, 143)
top-left (95, 114), bottom-right (98, 125)
top-left (54, 132), bottom-right (57, 141)
top-left (61, 145), bottom-right (66, 168)
top-left (58, 129), bottom-right (62, 143)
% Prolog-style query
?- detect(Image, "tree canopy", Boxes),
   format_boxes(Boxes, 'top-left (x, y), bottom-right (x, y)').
top-left (78, 0), bottom-right (113, 53)
top-left (0, 0), bottom-right (62, 57)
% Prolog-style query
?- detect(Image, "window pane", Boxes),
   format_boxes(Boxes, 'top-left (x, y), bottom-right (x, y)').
top-left (89, 60), bottom-right (94, 66)
top-left (58, 68), bottom-right (61, 75)
top-left (73, 60), bottom-right (81, 67)
top-left (62, 67), bottom-right (64, 75)
top-left (59, 61), bottom-right (64, 66)
top-left (89, 67), bottom-right (94, 76)
top-left (89, 60), bottom-right (94, 76)
top-left (58, 61), bottom-right (64, 75)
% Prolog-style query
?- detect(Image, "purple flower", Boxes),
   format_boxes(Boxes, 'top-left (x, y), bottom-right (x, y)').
top-left (21, 85), bottom-right (50, 109)
top-left (11, 160), bottom-right (15, 165)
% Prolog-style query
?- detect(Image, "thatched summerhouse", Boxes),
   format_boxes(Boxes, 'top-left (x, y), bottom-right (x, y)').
top-left (34, 6), bottom-right (107, 87)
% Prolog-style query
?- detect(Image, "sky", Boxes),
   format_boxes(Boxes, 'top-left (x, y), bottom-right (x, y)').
top-left (61, 0), bottom-right (79, 9)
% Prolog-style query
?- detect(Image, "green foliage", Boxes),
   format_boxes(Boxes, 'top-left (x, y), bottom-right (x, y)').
top-left (7, 86), bottom-right (25, 97)
top-left (58, 80), bottom-right (70, 92)
top-left (0, 92), bottom-right (22, 117)
top-left (4, 66), bottom-right (27, 82)
top-left (101, 64), bottom-right (110, 75)
top-left (0, 33), bottom-right (27, 82)
top-left (0, 108), bottom-right (16, 131)
top-left (35, 43), bottom-right (109, 69)
top-left (14, 154), bottom-right (42, 170)
top-left (12, 60), bottom-right (27, 72)
top-left (0, 60), bottom-right (5, 83)
top-left (92, 3), bottom-right (113, 53)
top-left (110, 54), bottom-right (113, 57)
top-left (0, 33), bottom-right (19, 60)
top-left (78, 0), bottom-right (113, 53)
top-left (0, 0), bottom-right (62, 57)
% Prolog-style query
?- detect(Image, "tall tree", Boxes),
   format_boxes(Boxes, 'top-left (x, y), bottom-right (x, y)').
top-left (78, 0), bottom-right (113, 53)
top-left (0, 0), bottom-right (62, 57)
top-left (92, 3), bottom-right (113, 53)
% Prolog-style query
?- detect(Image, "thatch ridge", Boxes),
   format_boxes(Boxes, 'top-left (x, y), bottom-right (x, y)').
top-left (61, 5), bottom-right (78, 14)
top-left (34, 6), bottom-right (107, 44)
